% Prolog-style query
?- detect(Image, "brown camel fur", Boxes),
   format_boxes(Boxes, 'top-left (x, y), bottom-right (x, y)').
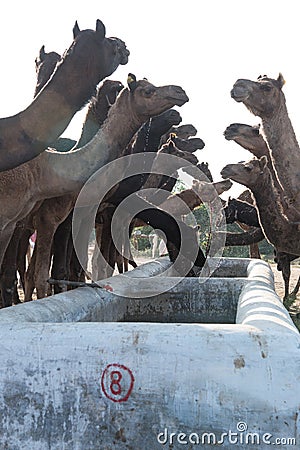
top-left (231, 74), bottom-right (300, 221)
top-left (0, 19), bottom-right (129, 172)
top-left (221, 156), bottom-right (300, 256)
top-left (0, 33), bottom-right (127, 304)
top-left (224, 122), bottom-right (299, 220)
top-left (224, 122), bottom-right (300, 288)
top-left (25, 80), bottom-right (125, 299)
top-left (5, 76), bottom-right (188, 297)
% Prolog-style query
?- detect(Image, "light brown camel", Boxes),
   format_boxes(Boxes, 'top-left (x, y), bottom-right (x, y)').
top-left (224, 122), bottom-right (300, 295)
top-left (0, 19), bottom-right (129, 172)
top-left (159, 179), bottom-right (232, 216)
top-left (24, 79), bottom-right (125, 300)
top-left (223, 122), bottom-right (299, 220)
top-left (1, 76), bottom-right (188, 297)
top-left (231, 74), bottom-right (300, 220)
top-left (221, 156), bottom-right (300, 256)
top-left (0, 31), bottom-right (127, 304)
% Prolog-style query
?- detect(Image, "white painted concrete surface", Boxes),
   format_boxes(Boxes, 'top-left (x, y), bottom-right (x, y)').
top-left (0, 257), bottom-right (298, 449)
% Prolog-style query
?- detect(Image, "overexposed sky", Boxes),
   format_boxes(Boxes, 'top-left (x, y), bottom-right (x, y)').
top-left (0, 0), bottom-right (299, 197)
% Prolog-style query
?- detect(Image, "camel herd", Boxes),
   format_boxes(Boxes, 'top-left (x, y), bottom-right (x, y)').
top-left (0, 19), bottom-right (299, 308)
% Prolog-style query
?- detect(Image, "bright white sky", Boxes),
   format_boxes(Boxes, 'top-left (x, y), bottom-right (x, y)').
top-left (0, 0), bottom-right (299, 197)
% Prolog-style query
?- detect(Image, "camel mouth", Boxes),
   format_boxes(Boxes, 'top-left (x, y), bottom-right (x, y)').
top-left (112, 38), bottom-right (130, 65)
top-left (219, 179), bottom-right (233, 190)
top-left (230, 85), bottom-right (250, 103)
top-left (119, 48), bottom-right (130, 65)
top-left (168, 94), bottom-right (189, 107)
top-left (220, 166), bottom-right (233, 179)
top-left (223, 125), bottom-right (238, 140)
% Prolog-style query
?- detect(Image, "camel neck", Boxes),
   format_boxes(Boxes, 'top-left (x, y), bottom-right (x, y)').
top-left (43, 91), bottom-right (144, 191)
top-left (262, 101), bottom-right (300, 201)
top-left (249, 169), bottom-right (291, 239)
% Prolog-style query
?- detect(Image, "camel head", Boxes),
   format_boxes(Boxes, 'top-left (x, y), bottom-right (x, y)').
top-left (181, 161), bottom-right (213, 182)
top-left (221, 156), bottom-right (268, 188)
top-left (223, 197), bottom-right (239, 223)
top-left (230, 74), bottom-right (285, 117)
top-left (172, 136), bottom-right (205, 153)
top-left (224, 123), bottom-right (260, 141)
top-left (191, 179), bottom-right (232, 203)
top-left (93, 79), bottom-right (124, 108)
top-left (172, 124), bottom-right (197, 139)
top-left (149, 109), bottom-right (182, 137)
top-left (223, 123), bottom-right (268, 156)
top-left (126, 74), bottom-right (189, 121)
top-left (158, 137), bottom-right (198, 165)
top-left (65, 19), bottom-right (129, 88)
top-left (34, 46), bottom-right (61, 96)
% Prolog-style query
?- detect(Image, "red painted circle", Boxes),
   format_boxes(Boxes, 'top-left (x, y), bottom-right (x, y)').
top-left (101, 363), bottom-right (135, 403)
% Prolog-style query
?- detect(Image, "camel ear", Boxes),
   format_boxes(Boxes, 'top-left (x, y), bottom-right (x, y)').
top-left (73, 21), bottom-right (80, 38)
top-left (168, 133), bottom-right (177, 148)
top-left (96, 19), bottom-right (106, 39)
top-left (127, 73), bottom-right (137, 92)
top-left (277, 73), bottom-right (285, 89)
top-left (259, 155), bottom-right (268, 170)
top-left (39, 45), bottom-right (46, 61)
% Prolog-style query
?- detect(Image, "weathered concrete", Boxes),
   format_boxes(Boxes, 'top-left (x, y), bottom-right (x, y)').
top-left (0, 257), bottom-right (298, 449)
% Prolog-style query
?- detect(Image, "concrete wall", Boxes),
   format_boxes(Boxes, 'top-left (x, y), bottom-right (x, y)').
top-left (0, 258), bottom-right (299, 449)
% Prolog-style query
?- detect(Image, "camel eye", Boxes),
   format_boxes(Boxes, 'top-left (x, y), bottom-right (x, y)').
top-left (260, 83), bottom-right (272, 91)
top-left (143, 87), bottom-right (155, 97)
top-left (244, 165), bottom-right (252, 172)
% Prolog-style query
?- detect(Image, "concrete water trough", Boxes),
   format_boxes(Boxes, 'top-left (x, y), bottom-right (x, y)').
top-left (0, 257), bottom-right (299, 449)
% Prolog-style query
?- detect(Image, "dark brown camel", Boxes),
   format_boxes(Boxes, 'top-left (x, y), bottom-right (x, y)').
top-left (68, 108), bottom-right (184, 284)
top-left (92, 138), bottom-right (200, 280)
top-left (0, 19), bottom-right (129, 172)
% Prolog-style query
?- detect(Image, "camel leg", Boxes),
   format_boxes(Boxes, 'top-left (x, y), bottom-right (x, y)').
top-left (249, 242), bottom-right (261, 259)
top-left (0, 224), bottom-right (27, 307)
top-left (116, 248), bottom-right (124, 274)
top-left (281, 258), bottom-right (291, 300)
top-left (291, 275), bottom-right (300, 298)
top-left (51, 214), bottom-right (72, 293)
top-left (70, 215), bottom-right (94, 283)
top-left (91, 222), bottom-right (103, 280)
top-left (24, 246), bottom-right (37, 301)
top-left (17, 228), bottom-right (33, 291)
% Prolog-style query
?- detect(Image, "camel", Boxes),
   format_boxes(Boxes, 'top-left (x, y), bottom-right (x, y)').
top-left (63, 108), bottom-right (185, 286)
top-left (222, 197), bottom-right (260, 228)
top-left (0, 75), bottom-right (189, 298)
top-left (224, 121), bottom-right (300, 290)
top-left (221, 156), bottom-right (300, 256)
top-left (160, 123), bottom-right (197, 145)
top-left (230, 74), bottom-right (300, 220)
top-left (34, 45), bottom-right (61, 96)
top-left (224, 122), bottom-right (291, 208)
top-left (0, 36), bottom-right (127, 303)
top-left (0, 19), bottom-right (129, 172)
top-left (92, 138), bottom-right (200, 280)
top-left (157, 179), bottom-right (232, 217)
